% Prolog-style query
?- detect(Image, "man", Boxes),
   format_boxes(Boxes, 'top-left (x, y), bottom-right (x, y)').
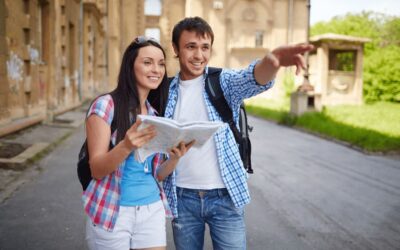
top-left (163, 16), bottom-right (313, 250)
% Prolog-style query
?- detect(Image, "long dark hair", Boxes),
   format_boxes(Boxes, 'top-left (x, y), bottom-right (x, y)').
top-left (110, 38), bottom-right (169, 143)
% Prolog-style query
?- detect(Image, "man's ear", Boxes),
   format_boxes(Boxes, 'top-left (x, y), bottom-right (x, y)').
top-left (172, 43), bottom-right (179, 57)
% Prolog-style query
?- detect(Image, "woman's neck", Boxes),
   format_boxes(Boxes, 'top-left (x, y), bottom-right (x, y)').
top-left (138, 89), bottom-right (149, 115)
top-left (140, 101), bottom-right (147, 115)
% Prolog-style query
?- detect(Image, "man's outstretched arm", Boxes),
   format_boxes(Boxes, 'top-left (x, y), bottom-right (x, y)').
top-left (254, 44), bottom-right (314, 85)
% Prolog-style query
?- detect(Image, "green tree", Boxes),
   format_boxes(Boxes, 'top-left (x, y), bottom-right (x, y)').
top-left (364, 45), bottom-right (400, 102)
top-left (381, 17), bottom-right (400, 46)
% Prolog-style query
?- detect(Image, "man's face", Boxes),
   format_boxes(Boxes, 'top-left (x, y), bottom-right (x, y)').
top-left (173, 30), bottom-right (212, 80)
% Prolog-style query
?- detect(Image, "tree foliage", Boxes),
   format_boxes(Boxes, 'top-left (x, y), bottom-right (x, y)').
top-left (311, 11), bottom-right (400, 102)
top-left (364, 45), bottom-right (400, 102)
top-left (381, 17), bottom-right (400, 47)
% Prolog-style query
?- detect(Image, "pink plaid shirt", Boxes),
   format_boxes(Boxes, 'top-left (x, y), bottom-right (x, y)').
top-left (81, 94), bottom-right (172, 232)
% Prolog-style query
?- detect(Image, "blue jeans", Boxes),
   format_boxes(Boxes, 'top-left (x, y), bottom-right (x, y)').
top-left (172, 187), bottom-right (246, 250)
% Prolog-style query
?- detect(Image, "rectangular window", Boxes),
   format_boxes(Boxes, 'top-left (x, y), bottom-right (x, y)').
top-left (23, 0), bottom-right (29, 14)
top-left (255, 30), bottom-right (264, 47)
top-left (40, 1), bottom-right (50, 63)
top-left (329, 50), bottom-right (356, 72)
top-left (24, 60), bottom-right (30, 76)
top-left (69, 22), bottom-right (75, 72)
top-left (23, 28), bottom-right (30, 44)
top-left (144, 0), bottom-right (161, 16)
top-left (213, 0), bottom-right (224, 9)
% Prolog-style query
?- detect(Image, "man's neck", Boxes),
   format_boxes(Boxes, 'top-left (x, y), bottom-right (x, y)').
top-left (179, 70), bottom-right (205, 81)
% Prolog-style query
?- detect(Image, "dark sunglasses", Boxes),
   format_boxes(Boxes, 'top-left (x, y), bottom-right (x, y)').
top-left (134, 36), bottom-right (159, 44)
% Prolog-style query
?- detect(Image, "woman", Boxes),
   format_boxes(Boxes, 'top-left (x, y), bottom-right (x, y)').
top-left (83, 36), bottom-right (192, 250)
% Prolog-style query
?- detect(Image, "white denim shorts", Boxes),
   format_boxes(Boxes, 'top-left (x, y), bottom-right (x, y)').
top-left (86, 200), bottom-right (166, 250)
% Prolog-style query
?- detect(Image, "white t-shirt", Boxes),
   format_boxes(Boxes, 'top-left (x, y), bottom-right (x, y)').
top-left (173, 75), bottom-right (225, 189)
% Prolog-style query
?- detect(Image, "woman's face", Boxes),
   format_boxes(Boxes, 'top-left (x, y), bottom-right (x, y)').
top-left (134, 45), bottom-right (166, 93)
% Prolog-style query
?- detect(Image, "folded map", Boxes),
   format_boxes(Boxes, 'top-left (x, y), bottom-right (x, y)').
top-left (135, 115), bottom-right (223, 161)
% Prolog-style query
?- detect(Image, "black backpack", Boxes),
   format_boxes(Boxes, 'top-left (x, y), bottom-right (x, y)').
top-left (77, 96), bottom-right (117, 190)
top-left (205, 67), bottom-right (253, 174)
top-left (169, 68), bottom-right (254, 174)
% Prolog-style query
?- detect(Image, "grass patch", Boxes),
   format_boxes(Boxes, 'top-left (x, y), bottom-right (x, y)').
top-left (323, 102), bottom-right (400, 137)
top-left (245, 98), bottom-right (289, 122)
top-left (245, 98), bottom-right (400, 153)
top-left (296, 112), bottom-right (400, 152)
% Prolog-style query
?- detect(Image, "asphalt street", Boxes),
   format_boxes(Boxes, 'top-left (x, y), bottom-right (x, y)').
top-left (0, 114), bottom-right (399, 250)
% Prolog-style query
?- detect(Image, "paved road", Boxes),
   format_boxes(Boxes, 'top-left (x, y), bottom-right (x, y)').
top-left (245, 116), bottom-right (400, 250)
top-left (0, 116), bottom-right (399, 249)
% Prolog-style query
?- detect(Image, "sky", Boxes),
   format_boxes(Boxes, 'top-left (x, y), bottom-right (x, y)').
top-left (311, 0), bottom-right (400, 24)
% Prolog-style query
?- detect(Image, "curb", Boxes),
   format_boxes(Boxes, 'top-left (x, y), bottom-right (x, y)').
top-left (0, 113), bottom-right (85, 170)
top-left (0, 142), bottom-right (50, 170)
top-left (47, 118), bottom-right (84, 129)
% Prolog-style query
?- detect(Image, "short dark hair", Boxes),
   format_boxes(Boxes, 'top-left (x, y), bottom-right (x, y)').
top-left (172, 16), bottom-right (214, 50)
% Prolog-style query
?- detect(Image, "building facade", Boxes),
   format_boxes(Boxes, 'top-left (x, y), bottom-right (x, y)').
top-left (0, 0), bottom-right (107, 136)
top-left (0, 0), bottom-right (308, 137)
top-left (106, 0), bottom-right (309, 98)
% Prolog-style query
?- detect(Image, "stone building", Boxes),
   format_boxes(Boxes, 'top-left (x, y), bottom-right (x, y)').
top-left (0, 0), bottom-right (308, 137)
top-left (82, 0), bottom-right (108, 100)
top-left (0, 0), bottom-right (107, 137)
top-left (106, 0), bottom-right (309, 95)
top-left (308, 33), bottom-right (370, 107)
top-left (291, 33), bottom-right (370, 115)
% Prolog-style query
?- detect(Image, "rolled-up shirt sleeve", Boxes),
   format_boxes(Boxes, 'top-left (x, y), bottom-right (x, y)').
top-left (219, 60), bottom-right (275, 111)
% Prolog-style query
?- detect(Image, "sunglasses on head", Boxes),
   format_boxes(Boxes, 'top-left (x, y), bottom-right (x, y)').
top-left (134, 36), bottom-right (159, 44)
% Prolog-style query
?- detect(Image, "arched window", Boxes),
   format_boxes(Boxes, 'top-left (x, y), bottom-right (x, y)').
top-left (144, 0), bottom-right (162, 16)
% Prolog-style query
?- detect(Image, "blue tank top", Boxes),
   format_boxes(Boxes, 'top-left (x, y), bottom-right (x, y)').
top-left (120, 153), bottom-right (160, 206)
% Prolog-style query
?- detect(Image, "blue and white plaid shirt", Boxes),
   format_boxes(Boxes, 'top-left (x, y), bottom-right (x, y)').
top-left (163, 60), bottom-right (274, 217)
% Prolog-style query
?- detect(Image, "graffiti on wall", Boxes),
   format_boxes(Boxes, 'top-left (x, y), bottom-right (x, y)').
top-left (6, 52), bottom-right (23, 93)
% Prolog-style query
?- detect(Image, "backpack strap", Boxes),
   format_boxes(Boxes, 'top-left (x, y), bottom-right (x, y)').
top-left (205, 67), bottom-right (241, 144)
top-left (109, 95), bottom-right (117, 148)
